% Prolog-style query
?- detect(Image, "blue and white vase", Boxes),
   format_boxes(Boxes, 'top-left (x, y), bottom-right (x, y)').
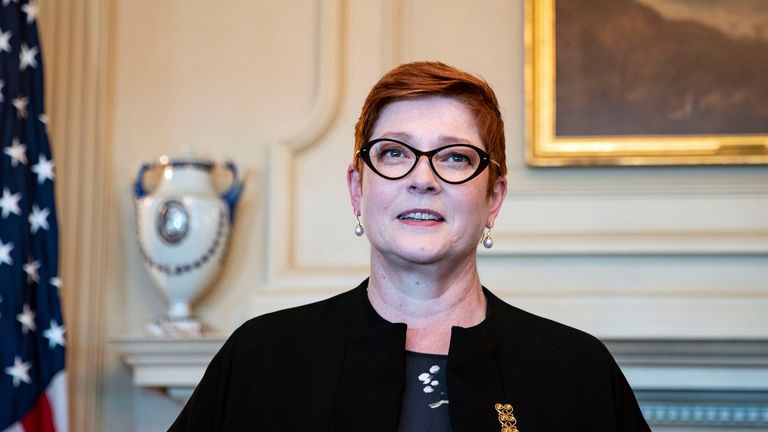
top-left (133, 155), bottom-right (243, 333)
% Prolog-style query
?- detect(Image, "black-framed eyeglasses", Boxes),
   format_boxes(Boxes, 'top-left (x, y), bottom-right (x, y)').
top-left (357, 138), bottom-right (500, 184)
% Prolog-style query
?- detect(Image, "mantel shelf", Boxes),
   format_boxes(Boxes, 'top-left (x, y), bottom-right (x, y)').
top-left (111, 335), bottom-right (768, 391)
top-left (111, 335), bottom-right (768, 426)
top-left (111, 335), bottom-right (227, 400)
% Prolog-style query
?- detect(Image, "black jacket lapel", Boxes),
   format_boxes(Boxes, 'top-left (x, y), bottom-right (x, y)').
top-left (448, 324), bottom-right (507, 432)
top-left (330, 322), bottom-right (407, 431)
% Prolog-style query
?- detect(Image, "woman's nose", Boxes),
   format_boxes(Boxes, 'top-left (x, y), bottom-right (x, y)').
top-left (407, 155), bottom-right (441, 193)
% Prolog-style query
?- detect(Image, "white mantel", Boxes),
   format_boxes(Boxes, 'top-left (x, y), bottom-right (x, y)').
top-left (112, 336), bottom-right (768, 429)
top-left (111, 335), bottom-right (227, 401)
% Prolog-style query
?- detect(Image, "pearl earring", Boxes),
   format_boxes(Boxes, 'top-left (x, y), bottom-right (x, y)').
top-left (482, 228), bottom-right (493, 249)
top-left (354, 212), bottom-right (364, 237)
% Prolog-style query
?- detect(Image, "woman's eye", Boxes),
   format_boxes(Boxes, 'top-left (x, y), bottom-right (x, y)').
top-left (384, 148), bottom-right (404, 158)
top-left (446, 153), bottom-right (470, 164)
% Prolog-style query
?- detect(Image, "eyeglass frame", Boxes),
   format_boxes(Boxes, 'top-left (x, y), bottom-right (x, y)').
top-left (356, 138), bottom-right (501, 185)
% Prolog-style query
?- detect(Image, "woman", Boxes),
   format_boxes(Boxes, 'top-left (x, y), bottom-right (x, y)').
top-left (169, 62), bottom-right (650, 431)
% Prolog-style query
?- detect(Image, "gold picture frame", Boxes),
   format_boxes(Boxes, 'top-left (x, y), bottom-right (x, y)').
top-left (525, 0), bottom-right (768, 166)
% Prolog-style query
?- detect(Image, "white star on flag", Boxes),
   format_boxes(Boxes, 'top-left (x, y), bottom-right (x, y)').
top-left (0, 27), bottom-right (10, 53)
top-left (12, 96), bottom-right (28, 118)
top-left (39, 112), bottom-right (49, 129)
top-left (4, 138), bottom-right (28, 167)
top-left (5, 356), bottom-right (32, 388)
top-left (16, 304), bottom-right (37, 334)
top-left (50, 276), bottom-right (61, 289)
top-left (0, 187), bottom-right (22, 218)
top-left (0, 238), bottom-right (13, 266)
top-left (19, 43), bottom-right (38, 71)
top-left (32, 154), bottom-right (54, 184)
top-left (21, 1), bottom-right (38, 24)
top-left (2, 0), bottom-right (19, 7)
top-left (29, 205), bottom-right (50, 234)
top-left (23, 259), bottom-right (40, 283)
top-left (43, 320), bottom-right (66, 349)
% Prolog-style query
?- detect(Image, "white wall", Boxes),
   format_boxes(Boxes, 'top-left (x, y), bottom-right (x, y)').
top-left (39, 0), bottom-right (768, 430)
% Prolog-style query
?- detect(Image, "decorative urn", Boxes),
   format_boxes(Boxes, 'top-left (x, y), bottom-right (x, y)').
top-left (133, 155), bottom-right (243, 336)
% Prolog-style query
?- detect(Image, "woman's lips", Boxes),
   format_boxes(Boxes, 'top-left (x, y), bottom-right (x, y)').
top-left (397, 209), bottom-right (445, 223)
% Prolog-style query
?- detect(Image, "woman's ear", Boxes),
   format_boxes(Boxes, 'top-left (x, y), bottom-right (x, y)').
top-left (347, 164), bottom-right (362, 214)
top-left (486, 175), bottom-right (507, 228)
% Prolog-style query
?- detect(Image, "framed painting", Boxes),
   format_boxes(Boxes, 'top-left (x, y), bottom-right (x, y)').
top-left (525, 0), bottom-right (768, 166)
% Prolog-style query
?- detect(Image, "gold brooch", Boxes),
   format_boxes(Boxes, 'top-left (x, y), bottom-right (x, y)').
top-left (495, 403), bottom-right (519, 432)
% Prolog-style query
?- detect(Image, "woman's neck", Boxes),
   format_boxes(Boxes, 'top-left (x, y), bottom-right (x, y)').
top-left (367, 254), bottom-right (486, 355)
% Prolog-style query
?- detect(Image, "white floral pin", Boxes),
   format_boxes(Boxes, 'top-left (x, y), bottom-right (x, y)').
top-left (417, 365), bottom-right (448, 408)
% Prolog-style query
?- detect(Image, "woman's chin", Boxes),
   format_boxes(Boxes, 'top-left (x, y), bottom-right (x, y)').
top-left (377, 242), bottom-right (475, 267)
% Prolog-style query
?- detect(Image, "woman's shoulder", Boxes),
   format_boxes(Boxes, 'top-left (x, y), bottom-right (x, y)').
top-left (225, 280), bottom-right (388, 349)
top-left (483, 288), bottom-right (611, 359)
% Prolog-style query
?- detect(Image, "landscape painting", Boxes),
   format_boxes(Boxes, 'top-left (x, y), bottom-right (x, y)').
top-left (525, 0), bottom-right (768, 166)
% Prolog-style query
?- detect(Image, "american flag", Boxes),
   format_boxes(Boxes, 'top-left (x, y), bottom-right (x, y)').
top-left (1, 1), bottom-right (67, 431)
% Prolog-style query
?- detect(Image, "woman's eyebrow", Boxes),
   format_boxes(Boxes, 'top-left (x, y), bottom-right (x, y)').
top-left (375, 131), bottom-right (413, 141)
top-left (436, 134), bottom-right (473, 144)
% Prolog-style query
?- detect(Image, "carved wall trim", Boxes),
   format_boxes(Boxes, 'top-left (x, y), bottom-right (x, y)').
top-left (40, 0), bottom-right (114, 430)
top-left (504, 175), bottom-right (768, 197)
top-left (485, 231), bottom-right (768, 257)
top-left (607, 339), bottom-right (768, 368)
top-left (639, 392), bottom-right (768, 429)
top-left (278, 0), bottom-right (344, 152)
top-left (265, 0), bottom-right (344, 287)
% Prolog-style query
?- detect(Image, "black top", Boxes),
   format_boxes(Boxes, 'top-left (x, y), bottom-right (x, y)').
top-left (169, 279), bottom-right (651, 431)
top-left (398, 352), bottom-right (451, 432)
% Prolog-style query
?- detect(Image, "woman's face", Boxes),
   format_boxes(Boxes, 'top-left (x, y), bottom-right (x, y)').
top-left (348, 96), bottom-right (507, 267)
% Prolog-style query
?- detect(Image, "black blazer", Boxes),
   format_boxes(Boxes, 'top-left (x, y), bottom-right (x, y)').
top-left (169, 279), bottom-right (650, 431)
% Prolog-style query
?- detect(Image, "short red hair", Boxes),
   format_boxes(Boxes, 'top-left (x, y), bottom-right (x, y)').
top-left (354, 61), bottom-right (506, 194)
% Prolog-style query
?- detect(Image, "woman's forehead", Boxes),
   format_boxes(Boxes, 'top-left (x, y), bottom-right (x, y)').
top-left (371, 96), bottom-right (482, 146)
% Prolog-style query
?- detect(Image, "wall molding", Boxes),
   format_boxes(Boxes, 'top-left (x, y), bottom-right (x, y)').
top-left (277, 0), bottom-right (344, 152)
top-left (486, 231), bottom-right (768, 257)
top-left (638, 391), bottom-right (768, 428)
top-left (609, 340), bottom-right (768, 391)
top-left (504, 175), bottom-right (768, 197)
top-left (264, 0), bottom-right (344, 289)
top-left (607, 339), bottom-right (768, 368)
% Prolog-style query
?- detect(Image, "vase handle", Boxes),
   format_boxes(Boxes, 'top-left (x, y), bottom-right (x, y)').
top-left (221, 161), bottom-right (244, 224)
top-left (133, 162), bottom-right (155, 199)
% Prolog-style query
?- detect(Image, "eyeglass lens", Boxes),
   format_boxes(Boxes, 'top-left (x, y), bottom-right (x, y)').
top-left (367, 139), bottom-right (485, 183)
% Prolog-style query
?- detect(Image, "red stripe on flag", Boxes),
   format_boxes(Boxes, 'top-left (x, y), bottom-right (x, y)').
top-left (20, 393), bottom-right (56, 432)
